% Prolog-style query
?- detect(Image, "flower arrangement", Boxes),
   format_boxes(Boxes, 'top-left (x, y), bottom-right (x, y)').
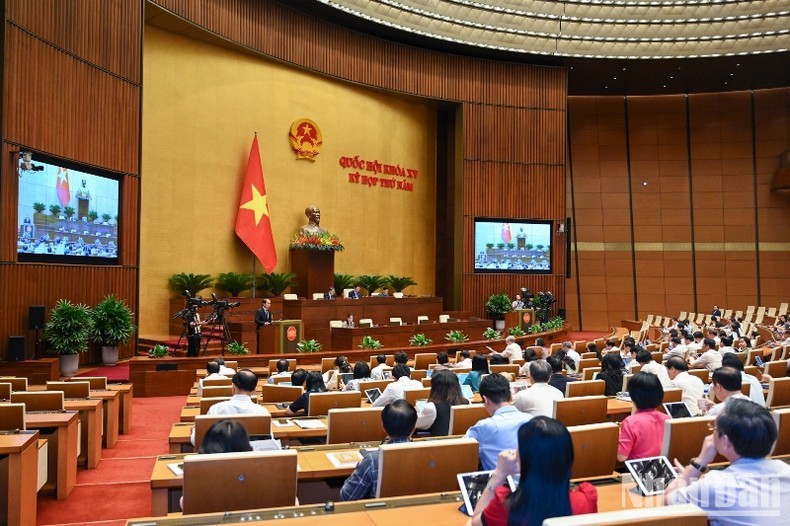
top-left (289, 232), bottom-right (344, 252)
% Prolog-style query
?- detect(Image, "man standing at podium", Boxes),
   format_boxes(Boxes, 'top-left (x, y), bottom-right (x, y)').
top-left (255, 298), bottom-right (273, 351)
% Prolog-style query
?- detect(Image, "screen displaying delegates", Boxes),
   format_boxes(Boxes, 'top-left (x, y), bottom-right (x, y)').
top-left (17, 155), bottom-right (120, 264)
top-left (474, 219), bottom-right (552, 273)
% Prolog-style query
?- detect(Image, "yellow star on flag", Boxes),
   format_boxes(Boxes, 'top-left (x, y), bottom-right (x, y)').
top-left (239, 184), bottom-right (269, 226)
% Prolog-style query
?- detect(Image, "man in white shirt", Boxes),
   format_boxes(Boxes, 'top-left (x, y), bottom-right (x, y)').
top-left (564, 341), bottom-right (581, 372)
top-left (635, 350), bottom-right (671, 388)
top-left (721, 353), bottom-right (765, 407)
top-left (604, 339), bottom-right (620, 353)
top-left (215, 357), bottom-right (235, 376)
top-left (372, 365), bottom-right (422, 407)
top-left (705, 367), bottom-right (750, 416)
top-left (687, 332), bottom-right (704, 352)
top-left (717, 336), bottom-right (736, 355)
top-left (190, 369), bottom-right (269, 444)
top-left (666, 357), bottom-right (706, 416)
top-left (691, 338), bottom-right (722, 372)
top-left (513, 360), bottom-right (563, 417)
top-left (498, 336), bottom-right (522, 363)
top-left (664, 337), bottom-right (686, 361)
top-left (267, 358), bottom-right (291, 384)
top-left (370, 354), bottom-right (391, 379)
top-left (454, 350), bottom-right (472, 369)
top-left (197, 361), bottom-right (225, 395)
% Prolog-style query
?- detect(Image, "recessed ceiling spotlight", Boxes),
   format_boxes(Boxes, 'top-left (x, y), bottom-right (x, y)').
top-left (670, 76), bottom-right (674, 79)
top-left (613, 77), bottom-right (617, 80)
top-left (663, 84), bottom-right (667, 88)
top-left (622, 67), bottom-right (627, 71)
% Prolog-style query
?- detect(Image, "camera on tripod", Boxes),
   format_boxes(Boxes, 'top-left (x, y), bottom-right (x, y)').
top-left (172, 290), bottom-right (211, 320)
top-left (208, 293), bottom-right (241, 312)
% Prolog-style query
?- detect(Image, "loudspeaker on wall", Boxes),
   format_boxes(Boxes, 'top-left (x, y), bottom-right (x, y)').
top-left (28, 305), bottom-right (46, 330)
top-left (7, 336), bottom-right (25, 362)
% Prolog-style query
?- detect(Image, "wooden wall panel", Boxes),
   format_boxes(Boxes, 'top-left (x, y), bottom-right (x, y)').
top-left (6, 0), bottom-right (142, 83)
top-left (569, 88), bottom-right (789, 330)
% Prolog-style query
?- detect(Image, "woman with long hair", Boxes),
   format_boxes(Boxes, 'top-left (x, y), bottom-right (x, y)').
top-left (464, 355), bottom-right (489, 393)
top-left (343, 361), bottom-right (372, 392)
top-left (469, 417), bottom-right (597, 526)
top-left (199, 419), bottom-right (252, 454)
top-left (415, 369), bottom-right (470, 435)
top-left (597, 352), bottom-right (626, 396)
top-left (285, 371), bottom-right (327, 416)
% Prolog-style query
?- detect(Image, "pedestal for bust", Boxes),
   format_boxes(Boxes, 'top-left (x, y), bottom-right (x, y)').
top-left (290, 249), bottom-right (335, 298)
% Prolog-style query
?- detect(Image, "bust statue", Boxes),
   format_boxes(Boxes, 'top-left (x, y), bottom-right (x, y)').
top-left (297, 205), bottom-right (328, 236)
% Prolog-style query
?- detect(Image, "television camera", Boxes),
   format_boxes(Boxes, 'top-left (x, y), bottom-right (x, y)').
top-left (172, 290), bottom-right (210, 320)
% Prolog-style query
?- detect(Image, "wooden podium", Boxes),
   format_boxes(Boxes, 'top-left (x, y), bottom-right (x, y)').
top-left (258, 320), bottom-right (303, 354)
top-left (505, 309), bottom-right (536, 332)
top-left (290, 249), bottom-right (334, 299)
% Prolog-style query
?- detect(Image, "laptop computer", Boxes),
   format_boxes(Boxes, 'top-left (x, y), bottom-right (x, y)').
top-left (456, 372), bottom-right (469, 385)
top-left (364, 388), bottom-right (382, 404)
top-left (663, 401), bottom-right (693, 419)
top-left (625, 456), bottom-right (678, 496)
top-left (340, 373), bottom-right (354, 385)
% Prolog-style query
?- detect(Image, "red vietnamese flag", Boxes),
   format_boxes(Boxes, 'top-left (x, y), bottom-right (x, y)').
top-left (235, 135), bottom-right (278, 272)
top-left (56, 167), bottom-right (71, 206)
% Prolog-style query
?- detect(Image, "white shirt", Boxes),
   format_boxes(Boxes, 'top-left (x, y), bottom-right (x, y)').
top-left (218, 365), bottom-right (235, 376)
top-left (415, 401), bottom-right (439, 430)
top-left (372, 376), bottom-right (422, 407)
top-left (707, 393), bottom-right (750, 416)
top-left (267, 371), bottom-right (291, 384)
top-left (566, 349), bottom-right (581, 371)
top-left (741, 372), bottom-right (765, 407)
top-left (639, 360), bottom-right (672, 388)
top-left (513, 382), bottom-right (564, 417)
top-left (197, 372), bottom-right (225, 395)
top-left (669, 371), bottom-right (706, 416)
top-left (371, 363), bottom-right (391, 380)
top-left (454, 358), bottom-right (472, 369)
top-left (190, 394), bottom-right (270, 445)
top-left (502, 342), bottom-right (522, 362)
top-left (692, 349), bottom-right (723, 372)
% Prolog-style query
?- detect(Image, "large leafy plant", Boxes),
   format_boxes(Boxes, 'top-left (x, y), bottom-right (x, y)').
top-left (356, 275), bottom-right (387, 296)
top-left (226, 341), bottom-right (250, 355)
top-left (169, 273), bottom-right (214, 296)
top-left (485, 292), bottom-right (512, 319)
top-left (409, 333), bottom-right (433, 346)
top-left (445, 330), bottom-right (469, 343)
top-left (358, 336), bottom-right (383, 350)
top-left (215, 272), bottom-right (255, 297)
top-left (259, 272), bottom-right (297, 296)
top-left (296, 339), bottom-right (323, 353)
top-left (90, 294), bottom-right (136, 347)
top-left (482, 327), bottom-right (502, 340)
top-left (333, 273), bottom-right (356, 294)
top-left (45, 300), bottom-right (94, 355)
top-left (386, 275), bottom-right (417, 293)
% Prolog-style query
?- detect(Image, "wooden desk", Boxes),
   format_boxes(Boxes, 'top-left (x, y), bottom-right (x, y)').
top-left (90, 390), bottom-right (121, 448)
top-left (108, 384), bottom-right (133, 434)
top-left (169, 417), bottom-right (330, 454)
top-left (25, 411), bottom-right (78, 500)
top-left (606, 397), bottom-right (634, 421)
top-left (64, 398), bottom-right (103, 469)
top-left (0, 431), bottom-right (39, 525)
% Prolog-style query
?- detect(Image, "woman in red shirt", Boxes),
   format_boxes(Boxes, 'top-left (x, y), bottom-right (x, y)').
top-left (469, 416), bottom-right (597, 526)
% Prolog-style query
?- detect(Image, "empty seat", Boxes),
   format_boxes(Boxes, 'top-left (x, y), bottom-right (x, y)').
top-left (326, 407), bottom-right (386, 444)
top-left (282, 293), bottom-right (298, 300)
top-left (553, 396), bottom-right (608, 426)
top-left (568, 422), bottom-right (619, 480)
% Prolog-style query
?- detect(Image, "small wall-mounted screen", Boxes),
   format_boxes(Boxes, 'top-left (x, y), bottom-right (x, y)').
top-left (474, 218), bottom-right (552, 273)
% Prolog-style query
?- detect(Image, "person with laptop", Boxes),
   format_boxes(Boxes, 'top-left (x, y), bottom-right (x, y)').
top-left (415, 369), bottom-right (469, 435)
top-left (464, 373), bottom-right (533, 470)
top-left (370, 354), bottom-right (391, 379)
top-left (665, 398), bottom-right (790, 525)
top-left (666, 356), bottom-right (705, 416)
top-left (704, 367), bottom-right (749, 416)
top-left (464, 355), bottom-right (490, 393)
top-left (372, 364), bottom-right (422, 407)
top-left (267, 359), bottom-right (291, 384)
top-left (468, 416), bottom-right (597, 526)
top-left (513, 360), bottom-right (563, 417)
top-left (284, 371), bottom-right (327, 415)
top-left (616, 372), bottom-right (670, 462)
top-left (342, 361), bottom-right (372, 392)
top-left (340, 400), bottom-right (417, 501)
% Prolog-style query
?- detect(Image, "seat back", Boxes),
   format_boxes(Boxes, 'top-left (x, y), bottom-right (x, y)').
top-left (307, 391), bottom-right (362, 416)
top-left (202, 377), bottom-right (232, 388)
top-left (687, 369), bottom-right (710, 383)
top-left (657, 388), bottom-right (683, 412)
top-left (261, 384), bottom-right (302, 403)
top-left (582, 367), bottom-right (601, 381)
top-left (326, 407), bottom-right (386, 444)
top-left (550, 343), bottom-right (562, 355)
top-left (771, 407), bottom-right (790, 457)
top-left (358, 379), bottom-right (393, 395)
top-left (0, 377), bottom-right (28, 391)
top-left (321, 357), bottom-right (336, 373)
top-left (0, 382), bottom-right (12, 401)
top-left (553, 396), bottom-right (608, 426)
top-left (282, 293), bottom-right (298, 300)
top-left (199, 397), bottom-right (231, 414)
top-left (416, 315), bottom-right (429, 324)
top-left (312, 292), bottom-right (324, 300)
top-left (376, 438), bottom-right (479, 498)
top-left (543, 504), bottom-right (707, 526)
top-left (577, 358), bottom-right (600, 373)
top-left (11, 391), bottom-right (64, 412)
top-left (369, 354), bottom-right (395, 369)
top-left (201, 385), bottom-right (233, 398)
top-left (438, 314), bottom-right (450, 323)
top-left (46, 381), bottom-right (91, 399)
top-left (0, 403), bottom-right (26, 430)
top-left (565, 380), bottom-right (605, 398)
top-left (359, 318), bottom-right (374, 327)
top-left (764, 361), bottom-right (787, 381)
top-left (272, 375), bottom-right (293, 385)
top-left (414, 353), bottom-right (437, 370)
top-left (403, 388), bottom-right (432, 406)
top-left (767, 377), bottom-right (790, 409)
top-left (489, 364), bottom-right (519, 376)
top-left (568, 422), bottom-right (619, 479)
top-left (267, 358), bottom-right (297, 374)
top-left (662, 416), bottom-right (721, 466)
top-left (193, 413), bottom-right (272, 451)
top-left (389, 317), bottom-right (403, 326)
top-left (454, 350), bottom-right (475, 362)
top-left (68, 376), bottom-right (107, 390)
top-left (182, 450), bottom-right (298, 514)
top-left (448, 404), bottom-right (489, 435)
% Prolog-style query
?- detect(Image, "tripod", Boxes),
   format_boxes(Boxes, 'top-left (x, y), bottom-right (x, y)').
top-left (202, 308), bottom-right (234, 355)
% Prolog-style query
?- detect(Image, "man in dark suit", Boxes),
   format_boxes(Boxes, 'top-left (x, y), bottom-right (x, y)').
top-left (255, 299), bottom-right (273, 351)
top-left (324, 287), bottom-right (336, 300)
top-left (546, 355), bottom-right (576, 394)
top-left (348, 285), bottom-right (362, 299)
top-left (711, 305), bottom-right (722, 319)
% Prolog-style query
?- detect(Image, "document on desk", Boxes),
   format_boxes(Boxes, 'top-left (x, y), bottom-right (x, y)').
top-left (326, 451), bottom-right (363, 468)
top-left (294, 419), bottom-right (326, 429)
top-left (251, 438), bottom-right (282, 452)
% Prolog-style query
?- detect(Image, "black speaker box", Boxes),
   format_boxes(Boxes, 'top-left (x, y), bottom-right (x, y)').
top-left (7, 336), bottom-right (25, 361)
top-left (28, 305), bottom-right (46, 330)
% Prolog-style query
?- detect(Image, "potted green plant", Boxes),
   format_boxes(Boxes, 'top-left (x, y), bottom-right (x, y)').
top-left (149, 344), bottom-right (170, 358)
top-left (333, 273), bottom-right (356, 295)
top-left (508, 326), bottom-right (526, 337)
top-left (536, 244), bottom-right (544, 252)
top-left (169, 273), bottom-right (214, 297)
top-left (216, 272), bottom-right (255, 297)
top-left (101, 213), bottom-right (112, 224)
top-left (49, 204), bottom-right (62, 217)
top-left (45, 300), bottom-right (94, 376)
top-left (226, 341), bottom-right (250, 355)
top-left (356, 274), bottom-right (387, 296)
top-left (90, 294), bottom-right (136, 366)
top-left (88, 210), bottom-right (99, 222)
top-left (386, 275), bottom-right (417, 293)
top-left (485, 292), bottom-right (512, 330)
top-left (482, 327), bottom-right (501, 340)
top-left (64, 206), bottom-right (76, 220)
top-left (296, 339), bottom-right (323, 353)
top-left (485, 243), bottom-right (495, 249)
top-left (358, 336), bottom-right (383, 350)
top-left (496, 243), bottom-right (505, 250)
top-left (33, 202), bottom-right (46, 214)
top-left (506, 243), bottom-right (515, 250)
top-left (525, 243), bottom-right (533, 251)
top-left (259, 272), bottom-right (297, 297)
top-left (445, 330), bottom-right (469, 343)
top-left (409, 333), bottom-right (433, 346)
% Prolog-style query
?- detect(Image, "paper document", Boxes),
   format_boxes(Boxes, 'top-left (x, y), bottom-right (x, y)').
top-left (294, 419), bottom-right (326, 429)
top-left (326, 450), bottom-right (363, 468)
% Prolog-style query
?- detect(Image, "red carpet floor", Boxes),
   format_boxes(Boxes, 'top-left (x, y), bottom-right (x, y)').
top-left (36, 395), bottom-right (185, 525)
top-left (75, 362), bottom-right (130, 382)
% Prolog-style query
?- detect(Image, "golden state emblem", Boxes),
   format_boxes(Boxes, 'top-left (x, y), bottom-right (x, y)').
top-left (289, 119), bottom-right (323, 161)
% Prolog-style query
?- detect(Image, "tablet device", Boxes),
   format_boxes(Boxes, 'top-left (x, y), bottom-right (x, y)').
top-left (510, 382), bottom-right (528, 396)
top-left (755, 356), bottom-right (764, 367)
top-left (382, 370), bottom-right (391, 380)
top-left (426, 369), bottom-right (433, 378)
top-left (415, 398), bottom-right (428, 414)
top-left (364, 388), bottom-right (382, 404)
top-left (461, 384), bottom-right (474, 399)
top-left (663, 401), bottom-right (693, 419)
top-left (625, 456), bottom-right (678, 496)
top-left (340, 373), bottom-right (354, 384)
top-left (457, 470), bottom-right (518, 516)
